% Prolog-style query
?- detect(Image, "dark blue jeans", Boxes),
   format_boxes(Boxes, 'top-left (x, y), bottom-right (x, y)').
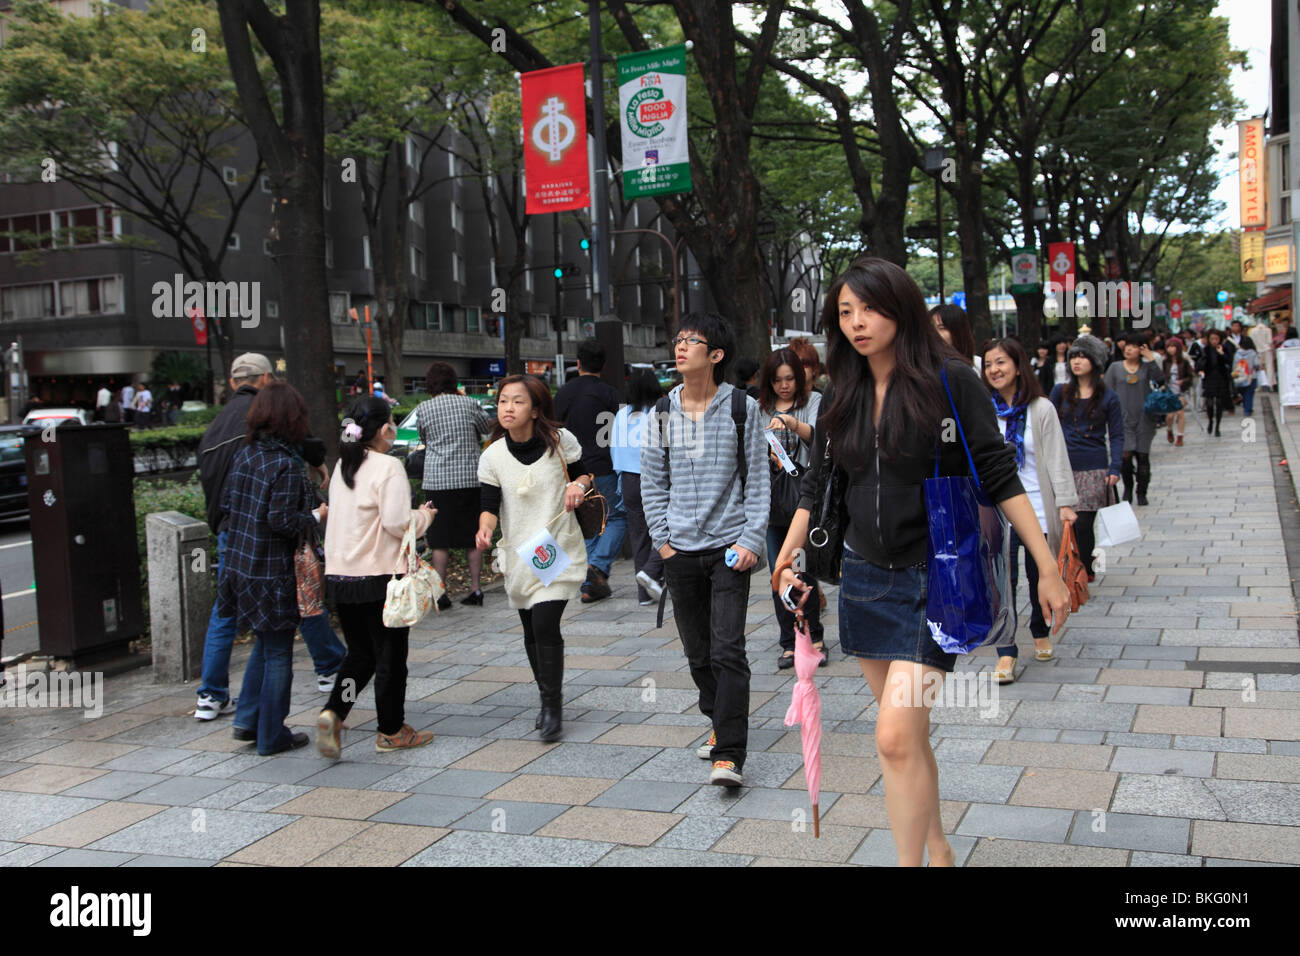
top-left (664, 547), bottom-right (751, 769)
top-left (1000, 528), bottom-right (1048, 657)
top-left (238, 627), bottom-right (297, 755)
top-left (1239, 383), bottom-right (1257, 416)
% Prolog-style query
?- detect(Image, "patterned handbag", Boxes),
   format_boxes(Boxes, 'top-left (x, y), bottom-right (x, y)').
top-left (382, 518), bottom-right (445, 627)
top-left (295, 523), bottom-right (325, 617)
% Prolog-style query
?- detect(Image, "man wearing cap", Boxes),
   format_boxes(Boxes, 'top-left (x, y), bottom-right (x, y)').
top-left (193, 353), bottom-right (346, 726)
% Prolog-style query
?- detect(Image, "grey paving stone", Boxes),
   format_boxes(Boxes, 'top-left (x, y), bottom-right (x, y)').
top-left (1055, 685), bottom-right (1107, 702)
top-left (451, 800), bottom-right (569, 834)
top-left (867, 763), bottom-right (1021, 804)
top-left (1019, 666), bottom-right (1102, 684)
top-left (588, 780), bottom-right (699, 812)
top-left (1202, 779), bottom-right (1300, 825)
top-left (229, 756), bottom-right (326, 785)
top-left (1014, 728), bottom-right (1061, 742)
top-left (1161, 629), bottom-right (1296, 647)
top-left (88, 807), bottom-right (294, 860)
top-left (1203, 857), bottom-right (1288, 867)
top-left (849, 829), bottom-right (977, 867)
top-left (369, 767), bottom-right (444, 792)
top-left (1129, 851), bottom-right (1203, 867)
top-left (1069, 628), bottom-right (1161, 645)
top-left (1122, 646), bottom-right (1199, 661)
top-left (401, 830), bottom-right (614, 867)
top-left (189, 780), bottom-right (276, 810)
top-left (1104, 685), bottom-right (1193, 706)
top-left (162, 751), bottom-right (245, 777)
top-left (713, 787), bottom-right (842, 823)
top-left (296, 762), bottom-right (402, 789)
top-left (105, 716), bottom-right (217, 747)
top-left (564, 686), bottom-right (700, 714)
top-left (0, 845), bottom-right (67, 866)
top-left (1174, 735), bottom-right (1267, 754)
top-left (427, 715), bottom-right (512, 737)
top-left (933, 738), bottom-right (992, 763)
top-left (0, 740), bottom-right (63, 762)
top-left (228, 784), bottom-right (313, 813)
top-left (1270, 742), bottom-right (1300, 756)
top-left (349, 735), bottom-right (486, 769)
top-left (1110, 747), bottom-right (1215, 777)
top-left (1009, 701), bottom-right (1137, 731)
top-left (654, 814), bottom-right (737, 850)
top-left (99, 747), bottom-right (198, 774)
top-left (369, 793), bottom-right (485, 827)
top-left (33, 848), bottom-right (136, 867)
top-left (1110, 774), bottom-right (1228, 820)
top-left (1058, 731), bottom-right (1107, 745)
top-left (123, 776), bottom-right (239, 806)
top-left (519, 743), bottom-right (658, 779)
top-left (955, 803), bottom-right (1075, 843)
top-left (1068, 811), bottom-right (1190, 854)
top-left (1259, 674), bottom-right (1300, 691)
top-left (566, 669), bottom-right (649, 688)
top-left (933, 725), bottom-right (1019, 740)
top-left (412, 769), bottom-right (518, 798)
top-left (594, 846), bottom-right (753, 866)
top-left (1104, 732), bottom-right (1173, 749)
top-left (119, 854), bottom-right (214, 867)
top-left (60, 771), bottom-right (169, 800)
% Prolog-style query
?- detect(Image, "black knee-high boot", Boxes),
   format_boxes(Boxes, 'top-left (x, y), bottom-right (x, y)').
top-left (536, 644), bottom-right (564, 742)
top-left (1120, 452), bottom-right (1135, 503)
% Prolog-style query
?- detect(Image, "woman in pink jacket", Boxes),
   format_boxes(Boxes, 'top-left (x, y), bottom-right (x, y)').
top-left (316, 396), bottom-right (437, 758)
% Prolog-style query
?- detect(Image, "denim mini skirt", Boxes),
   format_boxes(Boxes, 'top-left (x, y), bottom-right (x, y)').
top-left (837, 546), bottom-right (956, 673)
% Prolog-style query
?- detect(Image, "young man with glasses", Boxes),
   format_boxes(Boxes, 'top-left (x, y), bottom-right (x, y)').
top-left (641, 313), bottom-right (770, 787)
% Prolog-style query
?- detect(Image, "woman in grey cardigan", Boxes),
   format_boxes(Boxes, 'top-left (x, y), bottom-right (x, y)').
top-left (983, 339), bottom-right (1079, 685)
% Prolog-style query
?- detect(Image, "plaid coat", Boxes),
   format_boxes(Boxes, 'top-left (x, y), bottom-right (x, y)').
top-left (217, 439), bottom-right (316, 634)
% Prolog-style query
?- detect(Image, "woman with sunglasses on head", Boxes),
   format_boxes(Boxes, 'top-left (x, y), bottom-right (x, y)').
top-left (982, 338), bottom-right (1079, 685)
top-left (475, 375), bottom-right (589, 742)
top-left (758, 347), bottom-right (827, 670)
top-left (773, 257), bottom-right (1070, 866)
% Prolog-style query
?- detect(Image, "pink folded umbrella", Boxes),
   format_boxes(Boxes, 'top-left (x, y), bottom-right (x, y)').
top-left (783, 611), bottom-right (824, 837)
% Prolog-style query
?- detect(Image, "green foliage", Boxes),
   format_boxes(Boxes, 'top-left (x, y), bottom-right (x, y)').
top-left (178, 405), bottom-right (220, 427)
top-left (129, 426), bottom-right (205, 472)
top-left (149, 351), bottom-right (209, 392)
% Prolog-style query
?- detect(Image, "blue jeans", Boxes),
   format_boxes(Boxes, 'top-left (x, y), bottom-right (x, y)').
top-left (237, 627), bottom-right (297, 754)
top-left (199, 531), bottom-right (345, 704)
top-left (1239, 383), bottom-right (1257, 416)
top-left (586, 472), bottom-right (628, 577)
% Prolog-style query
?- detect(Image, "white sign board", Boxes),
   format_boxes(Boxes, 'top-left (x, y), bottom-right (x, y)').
top-left (1277, 347), bottom-right (1300, 419)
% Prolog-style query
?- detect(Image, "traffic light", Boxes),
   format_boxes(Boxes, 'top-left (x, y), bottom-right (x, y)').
top-left (553, 263), bottom-right (579, 278)
top-left (579, 238), bottom-right (590, 251)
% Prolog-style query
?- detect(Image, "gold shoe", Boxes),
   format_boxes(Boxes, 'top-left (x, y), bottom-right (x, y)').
top-left (993, 656), bottom-right (1016, 684)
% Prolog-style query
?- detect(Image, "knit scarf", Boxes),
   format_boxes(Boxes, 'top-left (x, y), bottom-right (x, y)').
top-left (992, 392), bottom-right (1028, 470)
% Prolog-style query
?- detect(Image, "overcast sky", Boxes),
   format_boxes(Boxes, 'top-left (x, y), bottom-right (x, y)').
top-left (1211, 0), bottom-right (1273, 229)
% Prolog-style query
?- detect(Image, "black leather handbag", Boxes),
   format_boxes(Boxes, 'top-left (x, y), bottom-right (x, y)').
top-left (804, 440), bottom-right (844, 585)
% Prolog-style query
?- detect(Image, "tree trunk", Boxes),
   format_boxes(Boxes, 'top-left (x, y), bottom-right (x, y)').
top-left (953, 154), bottom-right (993, 346)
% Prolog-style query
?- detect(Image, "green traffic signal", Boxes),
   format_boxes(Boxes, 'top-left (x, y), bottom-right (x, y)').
top-left (553, 267), bottom-right (564, 279)
top-left (579, 238), bottom-right (590, 251)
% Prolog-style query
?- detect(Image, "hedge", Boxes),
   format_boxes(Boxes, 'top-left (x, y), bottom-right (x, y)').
top-left (130, 425), bottom-right (206, 473)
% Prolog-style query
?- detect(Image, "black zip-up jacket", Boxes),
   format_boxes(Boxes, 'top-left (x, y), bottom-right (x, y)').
top-left (198, 385), bottom-right (325, 533)
top-left (797, 359), bottom-right (1024, 568)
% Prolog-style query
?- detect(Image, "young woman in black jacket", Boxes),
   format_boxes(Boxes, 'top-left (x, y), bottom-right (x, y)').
top-left (1198, 329), bottom-right (1234, 437)
top-left (773, 258), bottom-right (1070, 867)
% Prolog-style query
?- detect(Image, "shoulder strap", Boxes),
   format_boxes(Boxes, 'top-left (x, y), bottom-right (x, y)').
top-left (656, 395), bottom-right (672, 484)
top-left (937, 364), bottom-right (981, 486)
top-left (731, 387), bottom-right (747, 490)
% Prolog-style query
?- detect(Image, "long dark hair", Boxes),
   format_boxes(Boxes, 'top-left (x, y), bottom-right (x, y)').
top-left (931, 304), bottom-right (976, 365)
top-left (819, 257), bottom-right (956, 462)
top-left (758, 347), bottom-right (808, 412)
top-left (1062, 354), bottom-right (1106, 421)
top-left (982, 338), bottom-right (1043, 407)
top-left (338, 396), bottom-right (393, 489)
top-left (626, 367), bottom-right (662, 412)
top-left (489, 374), bottom-right (563, 456)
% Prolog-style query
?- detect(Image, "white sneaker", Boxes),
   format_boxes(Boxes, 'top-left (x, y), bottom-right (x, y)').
top-left (317, 672), bottom-right (338, 694)
top-left (194, 693), bottom-right (234, 721)
top-left (636, 571), bottom-right (664, 602)
top-left (696, 730), bottom-right (716, 759)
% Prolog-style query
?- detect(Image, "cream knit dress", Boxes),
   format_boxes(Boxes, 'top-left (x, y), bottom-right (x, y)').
top-left (478, 428), bottom-right (588, 609)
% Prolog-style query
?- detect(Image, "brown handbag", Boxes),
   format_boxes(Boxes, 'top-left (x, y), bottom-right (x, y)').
top-left (555, 454), bottom-right (607, 538)
top-left (1056, 521), bottom-right (1090, 613)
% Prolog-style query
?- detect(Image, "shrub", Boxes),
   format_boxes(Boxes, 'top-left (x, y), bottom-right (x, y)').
top-left (178, 405), bottom-right (220, 427)
top-left (129, 425), bottom-right (206, 472)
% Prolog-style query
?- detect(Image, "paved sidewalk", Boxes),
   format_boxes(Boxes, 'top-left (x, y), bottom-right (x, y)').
top-left (1, 405), bottom-right (1297, 867)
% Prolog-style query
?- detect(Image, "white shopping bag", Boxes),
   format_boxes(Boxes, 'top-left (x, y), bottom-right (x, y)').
top-left (1095, 500), bottom-right (1141, 547)
top-left (515, 527), bottom-right (573, 587)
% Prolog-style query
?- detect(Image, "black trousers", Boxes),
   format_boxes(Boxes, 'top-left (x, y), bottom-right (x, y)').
top-left (1205, 394), bottom-right (1226, 433)
top-left (664, 548), bottom-right (751, 769)
top-left (1120, 451), bottom-right (1150, 499)
top-left (325, 600), bottom-right (410, 736)
top-left (1074, 511), bottom-right (1098, 575)
top-left (619, 473), bottom-right (664, 596)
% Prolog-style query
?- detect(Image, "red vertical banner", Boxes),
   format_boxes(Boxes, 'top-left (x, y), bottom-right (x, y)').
top-left (521, 64), bottom-right (591, 214)
top-left (189, 306), bottom-right (208, 346)
top-left (1170, 298), bottom-right (1183, 323)
top-left (1047, 242), bottom-right (1076, 290)
top-left (1223, 303), bottom-right (1233, 325)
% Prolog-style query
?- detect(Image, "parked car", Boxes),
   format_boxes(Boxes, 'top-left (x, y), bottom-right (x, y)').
top-left (0, 425), bottom-right (36, 518)
top-left (22, 407), bottom-right (91, 428)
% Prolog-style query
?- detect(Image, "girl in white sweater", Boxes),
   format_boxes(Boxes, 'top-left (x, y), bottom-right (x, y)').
top-left (316, 396), bottom-right (436, 758)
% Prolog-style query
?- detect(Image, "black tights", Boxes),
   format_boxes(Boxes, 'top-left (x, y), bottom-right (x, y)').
top-left (518, 600), bottom-right (567, 650)
top-left (1206, 395), bottom-right (1225, 433)
top-left (1074, 511), bottom-right (1097, 575)
top-left (1120, 451), bottom-right (1150, 500)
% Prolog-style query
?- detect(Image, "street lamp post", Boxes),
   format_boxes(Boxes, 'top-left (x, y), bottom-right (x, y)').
top-left (611, 227), bottom-right (686, 333)
top-left (923, 147), bottom-right (947, 300)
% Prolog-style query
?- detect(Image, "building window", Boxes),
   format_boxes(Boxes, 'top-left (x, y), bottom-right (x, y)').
top-left (227, 233), bottom-right (240, 251)
top-left (451, 202), bottom-right (463, 233)
top-left (323, 179), bottom-right (332, 210)
top-left (466, 305), bottom-right (481, 333)
top-left (448, 152), bottom-right (457, 178)
top-left (530, 314), bottom-right (550, 338)
top-left (329, 292), bottom-right (348, 324)
top-left (263, 238), bottom-right (273, 256)
top-left (3, 213), bottom-right (53, 252)
top-left (325, 237), bottom-right (334, 269)
top-left (51, 205), bottom-right (113, 247)
top-left (451, 252), bottom-right (461, 283)
top-left (1282, 141), bottom-right (1292, 224)
top-left (0, 282), bottom-right (55, 321)
top-left (362, 235), bottom-right (371, 270)
top-left (406, 134), bottom-right (417, 167)
top-left (411, 246), bottom-right (425, 279)
top-left (266, 300), bottom-right (280, 318)
top-left (260, 175), bottom-right (272, 193)
top-left (489, 258), bottom-right (497, 288)
top-left (409, 201), bottom-right (424, 226)
top-left (414, 301), bottom-right (450, 331)
top-left (567, 317), bottom-right (580, 339)
top-left (57, 276), bottom-right (120, 317)
top-left (524, 268), bottom-right (533, 293)
top-left (222, 166), bottom-right (238, 185)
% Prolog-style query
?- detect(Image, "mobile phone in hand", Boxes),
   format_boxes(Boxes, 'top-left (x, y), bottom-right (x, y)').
top-left (780, 583), bottom-right (802, 612)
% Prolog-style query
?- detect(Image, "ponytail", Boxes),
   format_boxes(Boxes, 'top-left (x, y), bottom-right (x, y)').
top-left (339, 396), bottom-right (392, 488)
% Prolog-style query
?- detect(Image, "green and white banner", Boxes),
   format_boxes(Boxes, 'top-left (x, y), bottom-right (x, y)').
top-left (618, 44), bottom-right (692, 198)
